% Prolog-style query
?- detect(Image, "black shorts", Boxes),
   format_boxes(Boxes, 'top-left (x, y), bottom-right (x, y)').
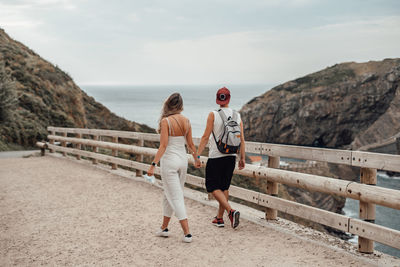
top-left (205, 156), bottom-right (236, 193)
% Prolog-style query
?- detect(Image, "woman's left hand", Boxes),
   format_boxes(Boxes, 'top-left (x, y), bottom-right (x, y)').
top-left (193, 158), bottom-right (201, 168)
top-left (147, 165), bottom-right (155, 176)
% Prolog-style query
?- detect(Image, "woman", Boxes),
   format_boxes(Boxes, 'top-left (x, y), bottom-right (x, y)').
top-left (147, 93), bottom-right (201, 243)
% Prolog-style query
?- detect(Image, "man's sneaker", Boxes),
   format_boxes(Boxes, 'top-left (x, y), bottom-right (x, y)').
top-left (229, 210), bottom-right (240, 229)
top-left (155, 227), bottom-right (169, 237)
top-left (182, 234), bottom-right (192, 243)
top-left (212, 216), bottom-right (224, 227)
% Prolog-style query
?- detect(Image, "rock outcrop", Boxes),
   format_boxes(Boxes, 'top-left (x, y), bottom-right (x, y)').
top-left (241, 59), bottom-right (400, 149)
top-left (0, 29), bottom-right (154, 150)
top-left (239, 59), bottom-right (400, 237)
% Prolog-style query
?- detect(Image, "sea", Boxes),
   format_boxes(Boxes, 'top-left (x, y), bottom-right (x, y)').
top-left (82, 84), bottom-right (400, 258)
top-left (83, 84), bottom-right (271, 137)
top-left (343, 172), bottom-right (400, 258)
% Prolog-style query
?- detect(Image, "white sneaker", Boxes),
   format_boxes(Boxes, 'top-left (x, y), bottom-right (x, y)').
top-left (182, 234), bottom-right (192, 243)
top-left (155, 228), bottom-right (169, 237)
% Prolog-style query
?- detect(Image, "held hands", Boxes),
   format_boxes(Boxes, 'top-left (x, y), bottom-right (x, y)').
top-left (147, 165), bottom-right (155, 176)
top-left (239, 158), bottom-right (245, 170)
top-left (194, 158), bottom-right (201, 168)
top-left (193, 151), bottom-right (202, 168)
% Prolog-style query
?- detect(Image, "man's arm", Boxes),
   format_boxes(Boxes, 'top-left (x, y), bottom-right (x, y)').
top-left (238, 121), bottom-right (246, 170)
top-left (197, 112), bottom-right (214, 156)
top-left (184, 120), bottom-right (201, 166)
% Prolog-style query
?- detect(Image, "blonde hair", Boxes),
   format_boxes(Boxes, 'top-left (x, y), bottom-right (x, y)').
top-left (158, 93), bottom-right (183, 133)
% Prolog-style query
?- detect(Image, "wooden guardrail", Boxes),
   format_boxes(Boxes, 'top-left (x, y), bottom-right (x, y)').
top-left (38, 126), bottom-right (400, 254)
top-left (358, 132), bottom-right (400, 153)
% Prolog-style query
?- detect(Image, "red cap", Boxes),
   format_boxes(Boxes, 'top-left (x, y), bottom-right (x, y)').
top-left (216, 87), bottom-right (231, 105)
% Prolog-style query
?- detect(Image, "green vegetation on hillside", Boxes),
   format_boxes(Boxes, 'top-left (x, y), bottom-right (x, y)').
top-left (276, 65), bottom-right (356, 93)
top-left (0, 28), bottom-right (154, 151)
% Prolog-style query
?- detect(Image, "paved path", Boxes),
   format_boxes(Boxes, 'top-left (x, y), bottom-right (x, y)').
top-left (1, 156), bottom-right (399, 266)
top-left (0, 150), bottom-right (40, 158)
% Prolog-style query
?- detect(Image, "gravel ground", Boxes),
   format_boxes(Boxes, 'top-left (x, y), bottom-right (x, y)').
top-left (1, 155), bottom-right (399, 266)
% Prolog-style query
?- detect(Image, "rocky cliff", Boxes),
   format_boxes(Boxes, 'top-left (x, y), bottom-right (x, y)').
top-left (239, 59), bottom-right (400, 237)
top-left (0, 29), bottom-right (154, 150)
top-left (241, 59), bottom-right (400, 149)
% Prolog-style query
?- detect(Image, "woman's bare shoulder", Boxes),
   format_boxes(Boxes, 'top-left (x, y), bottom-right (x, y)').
top-left (176, 114), bottom-right (189, 122)
top-left (160, 118), bottom-right (169, 126)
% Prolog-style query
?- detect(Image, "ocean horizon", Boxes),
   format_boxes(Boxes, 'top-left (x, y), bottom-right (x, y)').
top-left (82, 84), bottom-right (274, 137)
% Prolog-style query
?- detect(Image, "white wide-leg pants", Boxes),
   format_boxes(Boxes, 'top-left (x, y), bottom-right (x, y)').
top-left (160, 137), bottom-right (188, 220)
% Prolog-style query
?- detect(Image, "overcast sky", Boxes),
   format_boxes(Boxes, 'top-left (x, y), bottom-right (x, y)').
top-left (1, 0), bottom-right (399, 86)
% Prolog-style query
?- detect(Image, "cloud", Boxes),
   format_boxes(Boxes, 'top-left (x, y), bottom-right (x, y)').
top-left (127, 13), bottom-right (141, 23)
top-left (123, 16), bottom-right (400, 85)
top-left (0, 0), bottom-right (77, 32)
top-left (256, 0), bottom-right (317, 7)
top-left (0, 0), bottom-right (78, 10)
top-left (1, 0), bottom-right (399, 85)
top-left (0, 3), bottom-right (42, 31)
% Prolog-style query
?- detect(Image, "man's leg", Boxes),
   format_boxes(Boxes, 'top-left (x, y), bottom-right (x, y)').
top-left (216, 190), bottom-right (230, 218)
top-left (215, 156), bottom-right (240, 228)
top-left (213, 189), bottom-right (232, 215)
top-left (224, 190), bottom-right (229, 200)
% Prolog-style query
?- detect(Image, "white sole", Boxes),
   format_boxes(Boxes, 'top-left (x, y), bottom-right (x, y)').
top-left (155, 229), bottom-right (169, 237)
top-left (213, 223), bottom-right (224, 227)
top-left (182, 236), bottom-right (192, 243)
top-left (158, 232), bottom-right (169, 237)
top-left (232, 211), bottom-right (240, 229)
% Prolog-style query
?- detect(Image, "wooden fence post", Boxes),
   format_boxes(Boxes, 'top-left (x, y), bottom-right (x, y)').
top-left (136, 138), bottom-right (144, 177)
top-left (61, 132), bottom-right (67, 156)
top-left (92, 135), bottom-right (98, 164)
top-left (49, 130), bottom-right (55, 153)
top-left (76, 133), bottom-right (82, 160)
top-left (358, 167), bottom-right (377, 253)
top-left (111, 136), bottom-right (118, 170)
top-left (265, 156), bottom-right (280, 220)
top-left (40, 146), bottom-right (45, 156)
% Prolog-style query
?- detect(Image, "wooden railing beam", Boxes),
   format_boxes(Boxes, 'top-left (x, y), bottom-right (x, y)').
top-left (48, 135), bottom-right (400, 210)
top-left (47, 126), bottom-right (159, 142)
top-left (47, 126), bottom-right (400, 172)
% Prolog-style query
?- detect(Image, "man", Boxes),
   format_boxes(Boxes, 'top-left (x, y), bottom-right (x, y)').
top-left (197, 87), bottom-right (246, 229)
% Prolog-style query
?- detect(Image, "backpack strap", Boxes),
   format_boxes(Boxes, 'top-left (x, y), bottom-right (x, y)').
top-left (232, 110), bottom-right (238, 122)
top-left (212, 110), bottom-right (221, 145)
top-left (217, 109), bottom-right (228, 122)
top-left (212, 109), bottom-right (228, 145)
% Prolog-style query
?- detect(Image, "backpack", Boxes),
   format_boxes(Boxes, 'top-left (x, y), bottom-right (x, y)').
top-left (212, 109), bottom-right (242, 154)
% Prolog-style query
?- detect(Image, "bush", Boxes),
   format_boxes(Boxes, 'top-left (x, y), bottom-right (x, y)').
top-left (0, 64), bottom-right (17, 123)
